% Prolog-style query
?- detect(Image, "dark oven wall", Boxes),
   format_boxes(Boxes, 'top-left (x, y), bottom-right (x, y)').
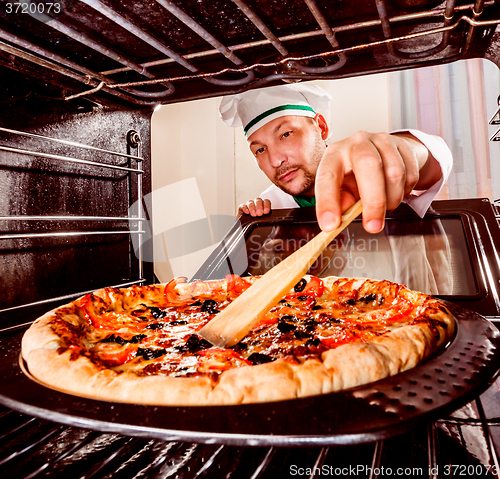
top-left (0, 107), bottom-right (154, 330)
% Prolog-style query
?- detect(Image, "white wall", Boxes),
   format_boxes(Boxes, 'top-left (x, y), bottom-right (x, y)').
top-left (151, 74), bottom-right (390, 282)
top-left (151, 98), bottom-right (235, 282)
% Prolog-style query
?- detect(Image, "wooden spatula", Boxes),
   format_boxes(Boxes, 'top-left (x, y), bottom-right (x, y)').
top-left (198, 199), bottom-right (363, 348)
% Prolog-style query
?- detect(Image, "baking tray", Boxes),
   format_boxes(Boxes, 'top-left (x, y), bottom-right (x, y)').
top-left (0, 302), bottom-right (499, 447)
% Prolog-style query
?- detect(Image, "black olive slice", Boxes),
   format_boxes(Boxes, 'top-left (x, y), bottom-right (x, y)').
top-left (101, 334), bottom-right (127, 345)
top-left (129, 334), bottom-right (146, 343)
top-left (170, 320), bottom-right (188, 326)
top-left (102, 334), bottom-right (145, 345)
top-left (137, 348), bottom-right (167, 360)
top-left (145, 323), bottom-right (163, 330)
top-left (176, 334), bottom-right (212, 353)
top-left (234, 342), bottom-right (248, 351)
top-left (294, 330), bottom-right (314, 340)
top-left (145, 306), bottom-right (168, 319)
top-left (278, 322), bottom-right (296, 333)
top-left (294, 278), bottom-right (307, 292)
top-left (201, 300), bottom-right (220, 314)
top-left (247, 353), bottom-right (275, 365)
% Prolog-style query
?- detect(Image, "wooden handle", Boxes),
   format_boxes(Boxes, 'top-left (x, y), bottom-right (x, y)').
top-left (198, 200), bottom-right (363, 348)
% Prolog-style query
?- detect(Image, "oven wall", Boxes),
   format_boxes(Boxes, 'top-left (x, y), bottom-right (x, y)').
top-left (0, 108), bottom-right (153, 329)
top-left (151, 76), bottom-right (390, 283)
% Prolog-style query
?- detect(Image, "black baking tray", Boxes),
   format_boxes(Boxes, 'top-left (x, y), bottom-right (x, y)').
top-left (0, 302), bottom-right (499, 447)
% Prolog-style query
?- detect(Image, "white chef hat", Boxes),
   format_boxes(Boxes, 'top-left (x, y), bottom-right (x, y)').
top-left (219, 83), bottom-right (332, 139)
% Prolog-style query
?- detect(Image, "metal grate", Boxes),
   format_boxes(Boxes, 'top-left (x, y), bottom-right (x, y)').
top-left (1, 380), bottom-right (500, 479)
top-left (1, 0), bottom-right (500, 107)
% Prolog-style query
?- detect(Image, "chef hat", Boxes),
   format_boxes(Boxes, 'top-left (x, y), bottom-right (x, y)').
top-left (219, 83), bottom-right (332, 139)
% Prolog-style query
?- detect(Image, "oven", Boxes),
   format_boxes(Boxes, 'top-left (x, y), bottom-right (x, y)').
top-left (2, 1), bottom-right (500, 478)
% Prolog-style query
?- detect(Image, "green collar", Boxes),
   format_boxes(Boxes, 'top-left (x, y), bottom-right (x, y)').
top-left (293, 195), bottom-right (316, 208)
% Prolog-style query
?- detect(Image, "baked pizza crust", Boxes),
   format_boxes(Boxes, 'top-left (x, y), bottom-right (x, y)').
top-left (21, 277), bottom-right (455, 406)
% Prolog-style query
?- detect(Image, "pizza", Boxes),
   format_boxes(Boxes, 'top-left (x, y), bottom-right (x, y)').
top-left (21, 275), bottom-right (455, 406)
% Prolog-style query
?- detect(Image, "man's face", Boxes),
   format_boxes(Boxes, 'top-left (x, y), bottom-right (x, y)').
top-left (247, 115), bottom-right (328, 197)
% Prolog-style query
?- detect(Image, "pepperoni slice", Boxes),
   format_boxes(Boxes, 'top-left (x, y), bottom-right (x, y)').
top-left (285, 276), bottom-right (324, 299)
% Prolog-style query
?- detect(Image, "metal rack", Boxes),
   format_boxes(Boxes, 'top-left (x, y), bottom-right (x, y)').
top-left (0, 385), bottom-right (499, 479)
top-left (0, 125), bottom-right (146, 330)
top-left (1, 0), bottom-right (500, 106)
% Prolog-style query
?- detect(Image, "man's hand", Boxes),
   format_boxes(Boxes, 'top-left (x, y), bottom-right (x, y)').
top-left (237, 197), bottom-right (272, 218)
top-left (315, 131), bottom-right (442, 233)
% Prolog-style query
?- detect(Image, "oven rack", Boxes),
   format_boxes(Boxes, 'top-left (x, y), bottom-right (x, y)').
top-left (1, 0), bottom-right (499, 107)
top-left (0, 125), bottom-right (146, 328)
top-left (0, 389), bottom-right (499, 479)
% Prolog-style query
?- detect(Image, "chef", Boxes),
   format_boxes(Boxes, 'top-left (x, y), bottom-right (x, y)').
top-left (219, 83), bottom-right (453, 295)
top-left (219, 83), bottom-right (453, 233)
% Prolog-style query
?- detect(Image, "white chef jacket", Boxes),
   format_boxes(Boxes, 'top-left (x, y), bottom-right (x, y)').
top-left (258, 130), bottom-right (453, 217)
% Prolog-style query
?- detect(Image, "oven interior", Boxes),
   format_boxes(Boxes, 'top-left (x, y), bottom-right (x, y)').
top-left (2, 0), bottom-right (500, 478)
top-left (1, 0), bottom-right (500, 110)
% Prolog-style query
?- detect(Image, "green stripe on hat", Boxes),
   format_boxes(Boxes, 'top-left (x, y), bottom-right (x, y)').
top-left (244, 104), bottom-right (315, 135)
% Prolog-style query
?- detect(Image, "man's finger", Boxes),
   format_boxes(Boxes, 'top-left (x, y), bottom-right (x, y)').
top-left (349, 140), bottom-right (387, 233)
top-left (244, 198), bottom-right (270, 217)
top-left (263, 198), bottom-right (271, 214)
top-left (237, 204), bottom-right (249, 218)
top-left (371, 135), bottom-right (406, 211)
top-left (247, 200), bottom-right (258, 216)
top-left (254, 198), bottom-right (265, 215)
top-left (314, 148), bottom-right (344, 231)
